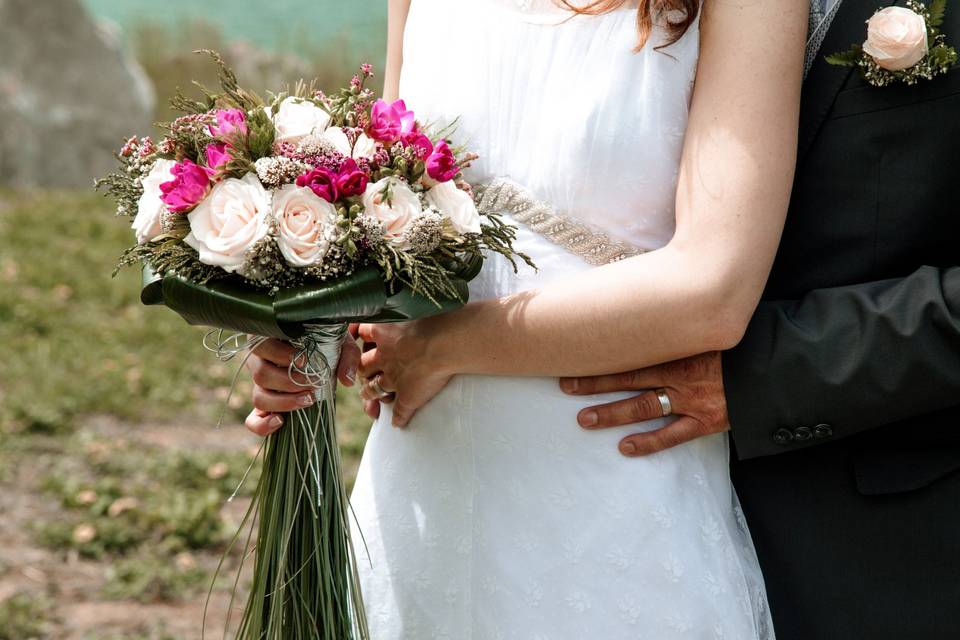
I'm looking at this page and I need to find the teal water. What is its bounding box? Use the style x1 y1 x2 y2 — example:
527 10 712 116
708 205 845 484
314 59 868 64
80 0 387 55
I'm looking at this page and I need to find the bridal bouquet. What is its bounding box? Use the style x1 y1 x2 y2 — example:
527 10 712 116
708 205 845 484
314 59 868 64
97 52 529 640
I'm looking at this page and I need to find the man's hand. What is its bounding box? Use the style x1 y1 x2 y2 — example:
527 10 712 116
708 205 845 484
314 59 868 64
560 352 730 457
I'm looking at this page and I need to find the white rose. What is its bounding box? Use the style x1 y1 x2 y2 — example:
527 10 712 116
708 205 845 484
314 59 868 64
863 6 929 71
361 177 422 245
351 132 377 160
132 159 176 244
425 181 482 235
272 184 338 267
184 174 271 273
268 97 331 144
322 126 377 160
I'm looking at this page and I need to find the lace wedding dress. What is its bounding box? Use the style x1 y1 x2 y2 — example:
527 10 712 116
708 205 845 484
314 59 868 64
349 1 774 638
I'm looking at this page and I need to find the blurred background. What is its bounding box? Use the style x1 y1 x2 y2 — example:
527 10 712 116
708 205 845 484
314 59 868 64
0 1 383 637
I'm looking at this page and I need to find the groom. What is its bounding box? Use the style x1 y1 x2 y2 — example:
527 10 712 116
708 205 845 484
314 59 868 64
562 0 960 638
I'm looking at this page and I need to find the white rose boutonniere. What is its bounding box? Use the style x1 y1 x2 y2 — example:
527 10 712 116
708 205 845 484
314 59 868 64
827 0 957 86
863 7 930 70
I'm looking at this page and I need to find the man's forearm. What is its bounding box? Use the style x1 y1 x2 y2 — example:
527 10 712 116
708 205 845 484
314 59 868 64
724 265 960 459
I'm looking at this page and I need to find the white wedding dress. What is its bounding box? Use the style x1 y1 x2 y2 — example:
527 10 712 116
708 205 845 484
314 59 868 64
349 1 774 638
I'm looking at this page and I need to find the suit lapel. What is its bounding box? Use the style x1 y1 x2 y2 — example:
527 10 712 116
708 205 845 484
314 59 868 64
797 0 890 162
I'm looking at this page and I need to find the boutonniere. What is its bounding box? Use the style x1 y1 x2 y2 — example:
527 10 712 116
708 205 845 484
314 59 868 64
826 0 958 86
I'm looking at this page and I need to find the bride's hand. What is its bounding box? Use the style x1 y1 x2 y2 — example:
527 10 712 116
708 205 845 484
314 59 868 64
356 320 454 428
243 336 362 436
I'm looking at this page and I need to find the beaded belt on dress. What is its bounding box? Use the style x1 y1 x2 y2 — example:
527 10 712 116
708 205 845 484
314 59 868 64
474 178 647 266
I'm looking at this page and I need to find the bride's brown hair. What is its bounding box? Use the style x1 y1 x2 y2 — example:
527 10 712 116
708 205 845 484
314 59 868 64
558 0 699 50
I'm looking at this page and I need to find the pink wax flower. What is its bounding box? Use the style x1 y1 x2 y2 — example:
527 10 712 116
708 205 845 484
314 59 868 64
402 131 434 160
204 143 231 176
336 158 369 198
119 136 138 157
426 140 459 183
208 108 248 141
138 136 156 157
157 137 177 156
367 99 415 143
296 167 339 202
159 159 211 213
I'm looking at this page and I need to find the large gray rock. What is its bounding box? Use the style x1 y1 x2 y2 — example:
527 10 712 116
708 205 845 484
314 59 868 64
0 0 155 188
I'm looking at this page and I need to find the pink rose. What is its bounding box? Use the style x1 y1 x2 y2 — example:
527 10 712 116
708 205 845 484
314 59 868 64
402 131 434 160
368 99 415 143
426 140 459 183
863 7 929 71
208 108 248 141
204 143 231 177
295 167 339 202
160 159 211 213
336 158 370 197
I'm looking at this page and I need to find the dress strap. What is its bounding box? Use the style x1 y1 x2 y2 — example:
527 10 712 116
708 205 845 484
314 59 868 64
474 178 647 266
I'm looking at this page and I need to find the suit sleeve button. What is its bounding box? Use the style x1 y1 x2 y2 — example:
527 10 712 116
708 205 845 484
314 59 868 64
813 424 834 439
793 426 813 441
773 429 794 445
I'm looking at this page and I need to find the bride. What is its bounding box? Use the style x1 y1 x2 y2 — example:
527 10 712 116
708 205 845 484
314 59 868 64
245 0 807 637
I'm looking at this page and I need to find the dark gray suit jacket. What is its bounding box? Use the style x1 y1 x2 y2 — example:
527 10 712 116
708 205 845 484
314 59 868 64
725 0 960 637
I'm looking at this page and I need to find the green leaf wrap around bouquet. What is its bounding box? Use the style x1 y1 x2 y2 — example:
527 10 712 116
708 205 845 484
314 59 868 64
141 254 480 339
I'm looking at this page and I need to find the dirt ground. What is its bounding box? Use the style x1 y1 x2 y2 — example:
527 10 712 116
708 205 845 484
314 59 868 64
0 416 262 640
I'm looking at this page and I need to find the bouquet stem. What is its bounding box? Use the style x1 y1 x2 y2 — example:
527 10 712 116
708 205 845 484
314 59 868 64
230 323 369 640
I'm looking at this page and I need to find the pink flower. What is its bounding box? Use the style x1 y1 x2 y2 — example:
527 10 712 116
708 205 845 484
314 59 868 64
336 158 370 197
120 136 139 157
208 108 248 141
402 131 434 160
160 159 211 213
158 137 177 156
368 99 415 143
863 6 929 71
295 167 339 202
204 143 231 177
138 137 155 157
426 140 459 183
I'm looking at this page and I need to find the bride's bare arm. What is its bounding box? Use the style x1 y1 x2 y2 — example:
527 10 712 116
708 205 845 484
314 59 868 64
359 0 810 426
384 0 411 102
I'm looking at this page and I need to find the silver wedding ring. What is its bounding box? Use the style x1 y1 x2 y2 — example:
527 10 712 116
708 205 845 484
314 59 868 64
655 388 673 417
370 375 394 402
